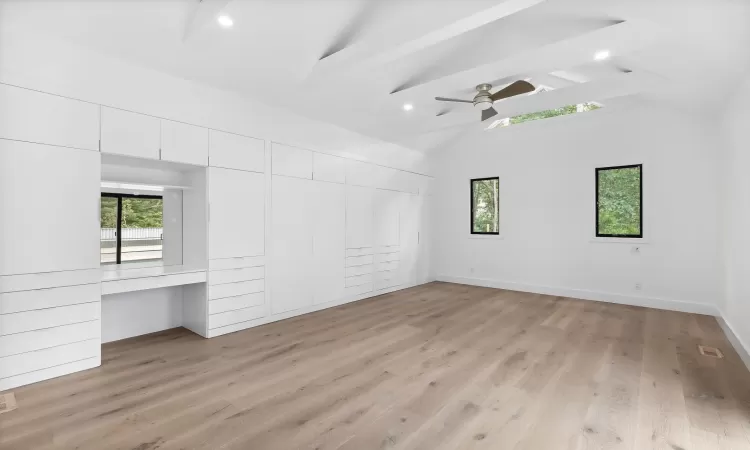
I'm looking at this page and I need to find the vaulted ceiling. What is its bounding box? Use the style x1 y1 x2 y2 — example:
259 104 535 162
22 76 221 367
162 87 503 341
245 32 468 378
3 0 748 152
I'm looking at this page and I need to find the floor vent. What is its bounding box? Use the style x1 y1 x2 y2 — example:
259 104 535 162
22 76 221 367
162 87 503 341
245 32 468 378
698 345 724 359
0 392 17 415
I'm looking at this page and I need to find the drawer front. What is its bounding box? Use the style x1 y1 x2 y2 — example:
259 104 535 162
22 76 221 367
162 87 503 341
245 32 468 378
374 270 398 282
0 269 100 293
0 338 100 379
345 265 372 278
209 256 265 271
0 303 100 336
0 283 100 314
0 320 100 358
209 305 265 329
345 273 373 288
375 260 399 272
345 255 373 267
375 279 401 291
375 245 400 254
209 267 264 285
209 279 264 300
375 252 400 264
345 248 373 257
209 292 265 315
344 283 372 298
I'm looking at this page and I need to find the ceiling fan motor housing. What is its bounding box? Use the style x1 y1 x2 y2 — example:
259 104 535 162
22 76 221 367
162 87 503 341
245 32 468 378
473 83 494 110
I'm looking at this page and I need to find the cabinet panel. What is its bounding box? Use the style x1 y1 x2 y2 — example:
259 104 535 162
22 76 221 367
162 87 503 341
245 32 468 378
374 190 400 247
312 181 345 305
208 168 265 260
0 141 100 276
345 159 375 187
209 130 264 172
0 84 99 151
346 186 373 249
272 143 312 179
270 176 313 314
100 107 160 159
401 193 421 287
313 153 345 184
160 120 208 166
209 266 264 285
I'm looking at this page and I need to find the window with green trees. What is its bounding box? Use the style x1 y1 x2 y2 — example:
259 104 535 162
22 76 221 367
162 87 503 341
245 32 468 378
100 194 164 264
596 164 642 238
489 102 601 129
471 177 499 234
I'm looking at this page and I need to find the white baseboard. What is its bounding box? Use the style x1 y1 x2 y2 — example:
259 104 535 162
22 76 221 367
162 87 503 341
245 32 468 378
717 315 750 372
436 275 720 316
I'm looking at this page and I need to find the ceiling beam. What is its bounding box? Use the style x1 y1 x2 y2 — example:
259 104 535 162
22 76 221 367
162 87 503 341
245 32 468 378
308 0 548 80
183 0 232 42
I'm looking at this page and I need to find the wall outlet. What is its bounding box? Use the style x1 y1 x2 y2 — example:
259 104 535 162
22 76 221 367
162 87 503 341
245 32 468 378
634 283 642 291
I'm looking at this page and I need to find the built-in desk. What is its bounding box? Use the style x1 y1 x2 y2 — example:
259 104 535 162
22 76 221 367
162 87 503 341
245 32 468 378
101 265 207 295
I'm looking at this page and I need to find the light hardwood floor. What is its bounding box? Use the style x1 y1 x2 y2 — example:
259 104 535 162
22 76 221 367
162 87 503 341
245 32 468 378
2 282 750 449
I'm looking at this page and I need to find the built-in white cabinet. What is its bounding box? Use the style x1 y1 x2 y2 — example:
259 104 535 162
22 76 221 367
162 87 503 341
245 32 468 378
346 185 374 249
100 107 160 159
313 153 346 184
0 83 100 151
272 143 313 179
0 140 100 276
208 130 264 172
312 181 346 304
271 176 314 314
374 190 401 247
160 120 208 166
208 167 265 260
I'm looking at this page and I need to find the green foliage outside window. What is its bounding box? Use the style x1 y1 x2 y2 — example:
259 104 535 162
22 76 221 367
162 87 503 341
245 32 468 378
471 178 499 234
510 102 600 125
597 166 641 237
100 197 163 228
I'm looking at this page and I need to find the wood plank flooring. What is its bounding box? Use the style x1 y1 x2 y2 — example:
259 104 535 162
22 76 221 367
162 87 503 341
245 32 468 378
2 282 750 449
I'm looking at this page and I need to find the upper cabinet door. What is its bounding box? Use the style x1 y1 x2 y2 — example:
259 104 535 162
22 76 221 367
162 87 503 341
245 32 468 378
272 143 312 179
0 84 99 151
313 153 345 184
209 130 264 172
100 107 160 159
160 120 208 166
0 140 100 276
208 168 265 260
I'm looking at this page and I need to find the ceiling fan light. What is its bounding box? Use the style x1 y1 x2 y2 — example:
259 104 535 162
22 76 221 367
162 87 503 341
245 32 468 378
475 100 493 111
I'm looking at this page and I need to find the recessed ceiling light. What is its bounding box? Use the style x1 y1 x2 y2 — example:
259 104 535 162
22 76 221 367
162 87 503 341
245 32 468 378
403 103 414 111
594 50 610 61
217 15 234 28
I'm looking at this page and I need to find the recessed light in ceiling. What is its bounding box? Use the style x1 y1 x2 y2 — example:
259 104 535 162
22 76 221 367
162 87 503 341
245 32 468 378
594 50 610 61
217 15 234 28
403 103 414 111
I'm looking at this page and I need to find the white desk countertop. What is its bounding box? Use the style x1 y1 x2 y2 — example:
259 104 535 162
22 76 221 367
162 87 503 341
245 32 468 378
101 264 207 295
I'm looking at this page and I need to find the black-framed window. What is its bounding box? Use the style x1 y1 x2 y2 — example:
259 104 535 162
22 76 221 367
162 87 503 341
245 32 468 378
100 193 164 264
596 164 642 238
470 177 499 235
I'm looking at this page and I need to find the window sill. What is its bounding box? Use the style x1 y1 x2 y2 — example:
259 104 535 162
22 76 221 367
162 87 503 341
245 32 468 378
589 237 649 244
469 234 505 240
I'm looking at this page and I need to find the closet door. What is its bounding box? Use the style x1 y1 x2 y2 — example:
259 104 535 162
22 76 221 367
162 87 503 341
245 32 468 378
100 107 160 160
311 181 345 305
208 168 264 260
400 194 421 287
345 185 373 250
270 176 313 314
416 194 432 285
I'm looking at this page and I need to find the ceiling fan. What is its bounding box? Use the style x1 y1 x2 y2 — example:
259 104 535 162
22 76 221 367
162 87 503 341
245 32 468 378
435 80 535 121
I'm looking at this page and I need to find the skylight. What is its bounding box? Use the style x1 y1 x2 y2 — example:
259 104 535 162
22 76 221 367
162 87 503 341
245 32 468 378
486 102 602 130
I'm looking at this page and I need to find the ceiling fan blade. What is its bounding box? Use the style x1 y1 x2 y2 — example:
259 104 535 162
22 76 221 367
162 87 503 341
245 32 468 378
489 80 535 102
481 107 498 122
435 97 474 104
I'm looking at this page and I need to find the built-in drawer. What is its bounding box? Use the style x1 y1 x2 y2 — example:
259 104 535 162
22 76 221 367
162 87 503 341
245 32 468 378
344 283 372 298
0 302 100 336
345 255 373 267
209 292 265 315
375 279 401 291
374 252 400 264
345 265 372 277
209 304 265 329
208 279 264 300
209 256 265 271
374 270 398 282
0 320 100 358
375 245 400 254
209 266 264 285
0 269 100 293
345 273 373 288
375 260 399 272
0 283 100 314
346 248 373 257
0 338 100 379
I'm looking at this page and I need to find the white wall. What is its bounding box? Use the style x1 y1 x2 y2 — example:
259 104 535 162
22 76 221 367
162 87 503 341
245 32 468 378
720 75 750 361
0 28 430 176
101 288 183 343
432 99 722 314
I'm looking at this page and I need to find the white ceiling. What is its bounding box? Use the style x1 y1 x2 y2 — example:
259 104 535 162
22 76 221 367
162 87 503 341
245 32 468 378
3 0 749 152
